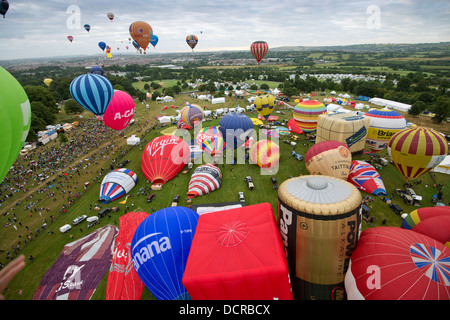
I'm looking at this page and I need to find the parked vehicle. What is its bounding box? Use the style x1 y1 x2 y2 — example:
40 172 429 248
72 215 87 225
239 192 245 202
271 177 278 189
244 176 254 190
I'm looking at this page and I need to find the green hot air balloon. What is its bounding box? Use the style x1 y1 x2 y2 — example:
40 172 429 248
0 67 31 182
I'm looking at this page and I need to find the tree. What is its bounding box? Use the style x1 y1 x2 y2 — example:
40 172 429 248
30 101 56 124
64 99 84 114
59 133 68 144
408 101 426 117
24 85 58 113
431 96 450 123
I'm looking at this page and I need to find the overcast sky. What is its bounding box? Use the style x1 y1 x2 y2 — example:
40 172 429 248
0 0 449 61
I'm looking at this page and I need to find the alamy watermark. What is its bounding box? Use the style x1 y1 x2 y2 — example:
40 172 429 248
366 5 381 30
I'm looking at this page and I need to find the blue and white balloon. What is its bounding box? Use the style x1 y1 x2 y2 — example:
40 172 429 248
99 168 138 204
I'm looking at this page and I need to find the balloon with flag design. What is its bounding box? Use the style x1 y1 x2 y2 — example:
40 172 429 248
347 160 386 196
187 163 222 198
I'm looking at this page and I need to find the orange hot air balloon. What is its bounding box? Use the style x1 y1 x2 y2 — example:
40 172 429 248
129 21 153 54
250 139 280 169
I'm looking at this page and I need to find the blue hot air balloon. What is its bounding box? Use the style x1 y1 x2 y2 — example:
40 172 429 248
218 112 254 148
150 34 159 48
131 206 199 300
69 73 113 117
98 41 107 51
84 24 91 32
99 168 138 204
89 65 104 75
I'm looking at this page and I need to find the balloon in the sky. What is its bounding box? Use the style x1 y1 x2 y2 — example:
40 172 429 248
99 168 138 204
150 34 159 48
180 104 203 127
345 227 450 300
129 21 153 53
0 67 31 183
218 112 254 148
105 46 112 59
98 41 107 51
187 163 222 198
131 206 199 300
250 41 269 65
305 140 352 180
69 73 113 117
253 94 275 120
293 100 327 133
89 65 104 75
364 108 406 152
43 78 53 87
141 135 190 187
388 126 448 181
67 35 73 42
0 0 9 18
401 206 450 230
107 12 114 21
101 90 135 131
250 140 280 169
186 35 198 51
347 160 387 196
84 24 90 32
132 40 140 51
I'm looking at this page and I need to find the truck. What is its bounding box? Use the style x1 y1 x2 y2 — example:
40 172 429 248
245 176 254 190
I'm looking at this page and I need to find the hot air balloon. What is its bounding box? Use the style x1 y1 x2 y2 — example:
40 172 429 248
401 206 450 230
186 35 198 51
99 168 138 204
347 160 386 196
150 34 159 48
180 104 203 127
250 140 280 169
293 100 327 133
141 135 190 187
388 126 448 181
278 175 362 300
345 227 450 300
67 36 73 43
107 12 114 21
183 203 293 300
131 206 199 300
250 41 269 65
0 67 31 183
69 73 113 117
177 119 192 131
106 211 150 300
364 108 407 152
98 41 107 51
196 126 221 148
101 90 135 131
0 0 9 18
105 46 112 59
187 163 222 198
84 24 90 32
43 78 53 87
287 118 304 134
129 21 153 54
132 40 140 51
218 112 254 149
89 65 104 75
253 94 275 120
201 136 226 159
305 141 352 180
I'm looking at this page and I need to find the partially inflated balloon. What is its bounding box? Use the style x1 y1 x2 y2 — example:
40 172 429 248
253 94 275 119
129 21 153 53
250 140 280 169
102 90 135 130
250 41 269 65
187 163 222 198
347 160 387 196
99 168 138 204
186 35 198 51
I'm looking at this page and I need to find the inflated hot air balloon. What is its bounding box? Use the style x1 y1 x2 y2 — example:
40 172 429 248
250 140 280 169
412 215 450 248
150 34 159 48
99 168 138 204
201 136 226 158
84 24 91 32
401 206 450 230
131 206 199 300
287 118 304 134
293 100 327 133
364 108 406 152
187 163 222 198
101 90 135 131
278 175 362 300
132 40 140 51
345 227 450 300
250 41 269 65
67 36 73 43
107 12 114 21
177 119 192 131
253 94 275 120
180 104 203 127
89 65 104 75
0 0 9 18
69 73 113 117
98 41 107 51
106 211 149 300
305 141 352 180
347 160 386 196
196 126 221 147
43 78 53 87
186 35 198 51
141 135 190 187
129 21 153 53
0 67 31 183
388 126 448 181
218 112 254 148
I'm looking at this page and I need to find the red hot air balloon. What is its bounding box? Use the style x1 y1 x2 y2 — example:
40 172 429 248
250 41 269 65
141 135 190 187
102 90 135 130
67 36 73 42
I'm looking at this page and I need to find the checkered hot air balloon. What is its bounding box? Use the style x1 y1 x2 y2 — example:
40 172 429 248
388 126 448 181
99 168 138 204
250 41 269 65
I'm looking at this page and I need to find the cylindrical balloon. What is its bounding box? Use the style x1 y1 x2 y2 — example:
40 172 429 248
253 94 275 119
218 112 254 148
129 21 153 53
141 135 190 186
186 35 198 51
388 126 448 181
102 90 135 130
293 100 327 133
345 227 450 300
305 140 352 180
250 140 280 169
131 206 199 300
180 104 203 127
250 41 269 64
364 108 406 152
278 175 362 300
0 67 31 183
69 73 113 117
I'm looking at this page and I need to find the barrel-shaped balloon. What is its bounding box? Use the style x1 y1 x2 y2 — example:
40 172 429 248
278 176 362 300
250 140 280 169
186 35 198 51
102 90 135 130
253 94 275 119
250 41 269 64
141 135 190 186
293 100 327 133
98 41 107 51
69 73 113 117
0 67 31 183
305 141 352 180
129 21 153 53
218 113 254 148
131 206 199 300
388 127 448 181
347 160 387 196
180 104 203 127
99 168 138 204
401 206 450 230
90 66 104 75
364 108 406 152
345 227 450 300
187 163 222 198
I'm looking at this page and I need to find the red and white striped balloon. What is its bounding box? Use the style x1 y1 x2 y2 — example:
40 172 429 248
250 41 269 65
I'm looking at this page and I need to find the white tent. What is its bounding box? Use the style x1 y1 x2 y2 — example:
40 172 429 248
127 135 141 146
326 103 343 114
212 97 225 104
369 97 411 112
432 155 450 175
158 116 172 124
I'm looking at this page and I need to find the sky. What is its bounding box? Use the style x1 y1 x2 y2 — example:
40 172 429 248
0 0 449 61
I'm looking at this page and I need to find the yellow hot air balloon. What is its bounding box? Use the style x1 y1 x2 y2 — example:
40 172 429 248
43 78 53 87
250 139 280 169
388 126 448 181
253 94 275 119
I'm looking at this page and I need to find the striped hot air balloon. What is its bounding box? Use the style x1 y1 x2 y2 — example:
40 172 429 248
250 139 280 169
201 135 226 158
99 168 138 204
69 73 113 117
250 41 269 65
187 163 222 198
180 104 203 127
401 206 450 230
364 108 406 152
388 126 448 181
186 34 198 51
293 100 327 133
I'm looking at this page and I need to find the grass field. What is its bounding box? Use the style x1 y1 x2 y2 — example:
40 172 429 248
1 86 449 300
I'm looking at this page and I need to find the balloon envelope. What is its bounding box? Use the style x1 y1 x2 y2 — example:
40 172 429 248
347 160 386 196
107 12 114 21
401 206 450 230
0 0 9 18
250 140 280 169
180 104 203 127
102 90 135 130
187 163 222 198
98 41 107 51
99 168 138 204
84 24 90 32
364 108 406 152
129 21 153 52
131 206 199 300
90 66 104 75
186 35 198 50
253 94 275 119
150 34 159 47
43 78 53 87
67 36 73 42
287 118 304 134
218 113 254 149
412 215 450 248
293 100 327 133
250 41 269 64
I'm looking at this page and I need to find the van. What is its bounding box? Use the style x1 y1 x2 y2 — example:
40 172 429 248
72 215 87 225
98 207 111 218
87 216 99 228
59 224 72 233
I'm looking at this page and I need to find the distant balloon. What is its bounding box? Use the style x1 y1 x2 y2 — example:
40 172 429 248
43 78 53 87
250 41 269 65
129 21 153 53
132 40 140 51
102 90 135 131
1 0 9 18
98 41 107 51
150 34 159 48
250 140 280 169
186 35 198 51
89 65 104 76
347 160 387 196
99 168 138 204
131 206 199 300
218 113 254 148
180 104 203 127
67 36 73 43
253 94 275 120
107 12 114 21
364 108 406 152
105 46 112 59
84 24 91 32
187 163 222 198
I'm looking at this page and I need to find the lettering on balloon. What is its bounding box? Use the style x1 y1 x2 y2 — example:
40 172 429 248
113 108 135 120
